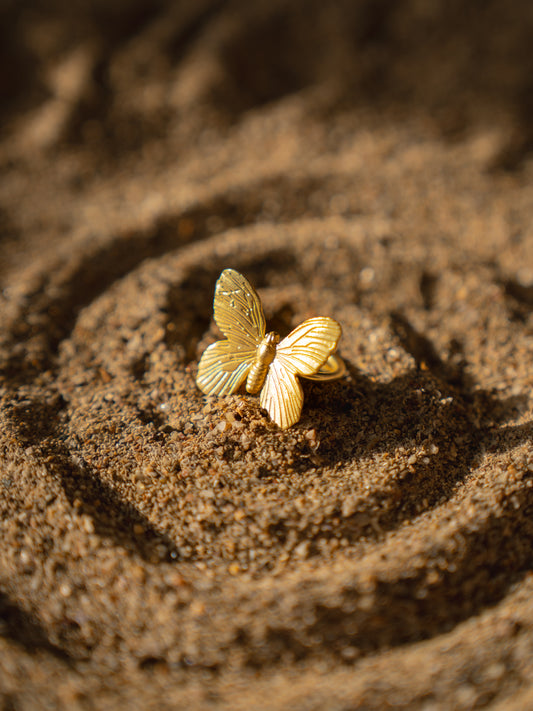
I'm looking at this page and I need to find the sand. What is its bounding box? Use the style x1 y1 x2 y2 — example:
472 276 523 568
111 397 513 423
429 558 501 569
0 1 532 708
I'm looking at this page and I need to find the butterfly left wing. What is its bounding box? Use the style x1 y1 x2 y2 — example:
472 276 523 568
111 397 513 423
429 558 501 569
196 339 256 396
197 268 265 396
260 317 341 428
213 268 266 348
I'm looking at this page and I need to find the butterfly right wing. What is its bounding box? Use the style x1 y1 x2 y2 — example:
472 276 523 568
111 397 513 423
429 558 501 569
259 357 304 429
213 268 266 347
259 317 341 428
274 317 342 376
196 339 256 396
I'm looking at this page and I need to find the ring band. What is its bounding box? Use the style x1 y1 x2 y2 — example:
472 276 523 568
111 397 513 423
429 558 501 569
303 353 346 381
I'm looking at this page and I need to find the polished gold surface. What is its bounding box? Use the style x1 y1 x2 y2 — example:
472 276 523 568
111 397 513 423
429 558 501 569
246 331 279 394
196 269 342 428
302 353 346 381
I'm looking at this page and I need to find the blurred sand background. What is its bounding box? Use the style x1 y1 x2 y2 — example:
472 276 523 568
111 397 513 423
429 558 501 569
0 1 532 708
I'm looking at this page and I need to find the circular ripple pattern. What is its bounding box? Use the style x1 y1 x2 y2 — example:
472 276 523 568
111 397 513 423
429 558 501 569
1 2 533 709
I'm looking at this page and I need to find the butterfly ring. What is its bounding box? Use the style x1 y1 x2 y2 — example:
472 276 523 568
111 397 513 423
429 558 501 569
196 269 344 428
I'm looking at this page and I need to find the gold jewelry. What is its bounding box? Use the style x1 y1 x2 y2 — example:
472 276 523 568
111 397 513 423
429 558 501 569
196 269 343 429
303 353 346 381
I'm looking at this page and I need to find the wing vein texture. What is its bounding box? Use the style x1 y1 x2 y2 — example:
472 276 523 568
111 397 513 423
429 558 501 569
260 359 303 429
197 340 255 396
276 317 341 377
213 269 265 346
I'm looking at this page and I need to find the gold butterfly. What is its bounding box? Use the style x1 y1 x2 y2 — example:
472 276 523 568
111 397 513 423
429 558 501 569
196 268 343 428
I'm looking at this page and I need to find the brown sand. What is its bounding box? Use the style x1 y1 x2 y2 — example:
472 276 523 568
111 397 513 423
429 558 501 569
1 1 532 708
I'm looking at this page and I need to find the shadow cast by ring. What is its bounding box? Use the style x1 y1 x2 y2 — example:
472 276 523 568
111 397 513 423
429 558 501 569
303 312 531 539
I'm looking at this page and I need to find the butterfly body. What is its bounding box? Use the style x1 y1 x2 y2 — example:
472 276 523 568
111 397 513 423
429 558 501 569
196 269 342 428
246 332 280 394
